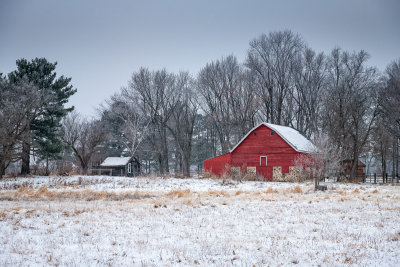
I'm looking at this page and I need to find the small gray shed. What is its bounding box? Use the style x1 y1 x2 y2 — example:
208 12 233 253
99 156 140 176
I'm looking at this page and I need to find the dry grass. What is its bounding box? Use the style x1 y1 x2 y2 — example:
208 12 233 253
291 186 302 193
372 189 379 194
235 190 245 196
202 172 213 179
265 187 278 194
0 211 7 219
1 188 153 201
1 177 400 266
166 189 192 198
207 190 230 197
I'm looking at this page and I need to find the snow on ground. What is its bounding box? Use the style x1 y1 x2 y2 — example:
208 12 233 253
0 176 400 266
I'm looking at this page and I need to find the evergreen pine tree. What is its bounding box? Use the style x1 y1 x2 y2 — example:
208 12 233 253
8 58 76 175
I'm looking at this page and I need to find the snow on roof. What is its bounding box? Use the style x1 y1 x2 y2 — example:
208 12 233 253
100 157 131 167
230 122 316 153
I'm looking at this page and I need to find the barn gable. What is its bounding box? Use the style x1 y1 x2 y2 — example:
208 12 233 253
231 122 315 153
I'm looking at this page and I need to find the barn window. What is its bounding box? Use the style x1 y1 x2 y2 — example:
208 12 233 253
127 163 132 173
254 131 257 136
271 131 274 135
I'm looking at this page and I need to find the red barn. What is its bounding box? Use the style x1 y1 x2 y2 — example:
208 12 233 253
204 122 315 181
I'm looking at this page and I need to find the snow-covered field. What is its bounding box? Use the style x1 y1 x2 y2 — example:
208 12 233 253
0 176 399 266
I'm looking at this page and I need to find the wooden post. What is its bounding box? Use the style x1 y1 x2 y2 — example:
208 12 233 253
374 173 377 184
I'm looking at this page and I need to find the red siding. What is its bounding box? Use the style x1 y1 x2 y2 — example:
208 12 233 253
204 153 231 176
231 124 303 180
204 124 310 180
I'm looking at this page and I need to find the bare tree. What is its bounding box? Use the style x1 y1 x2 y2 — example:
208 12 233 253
246 30 303 125
371 119 393 177
105 93 150 159
323 48 379 180
292 47 327 137
0 79 49 178
166 72 199 177
379 59 400 178
198 55 257 154
63 112 106 174
294 134 342 190
127 68 178 174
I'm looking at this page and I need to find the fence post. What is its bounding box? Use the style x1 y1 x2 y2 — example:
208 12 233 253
374 173 377 184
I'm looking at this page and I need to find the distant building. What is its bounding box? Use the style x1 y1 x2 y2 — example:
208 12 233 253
342 159 365 180
204 122 315 181
97 156 141 176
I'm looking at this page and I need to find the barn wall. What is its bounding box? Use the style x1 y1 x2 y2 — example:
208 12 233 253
231 124 304 180
204 153 231 177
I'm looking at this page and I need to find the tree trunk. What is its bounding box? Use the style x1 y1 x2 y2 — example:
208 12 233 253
21 141 30 175
160 127 169 175
45 155 49 176
0 161 5 179
82 164 88 175
314 176 319 191
181 147 191 177
157 153 164 175
396 137 399 182
350 138 360 181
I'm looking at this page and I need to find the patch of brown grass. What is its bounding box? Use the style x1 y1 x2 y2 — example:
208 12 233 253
389 232 400 241
74 209 86 215
334 190 347 195
372 189 379 194
265 187 278 194
202 172 213 178
208 190 230 197
352 188 360 194
261 197 276 202
16 187 35 197
291 186 302 193
235 190 244 196
4 188 152 201
36 187 54 197
153 201 167 208
0 211 7 220
167 189 192 198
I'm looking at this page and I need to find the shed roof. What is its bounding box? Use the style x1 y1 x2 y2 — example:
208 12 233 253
100 157 131 167
230 122 316 153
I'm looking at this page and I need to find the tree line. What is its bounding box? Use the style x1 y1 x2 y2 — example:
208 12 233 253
1 30 399 180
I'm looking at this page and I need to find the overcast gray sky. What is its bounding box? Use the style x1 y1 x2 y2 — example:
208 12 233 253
1 0 399 117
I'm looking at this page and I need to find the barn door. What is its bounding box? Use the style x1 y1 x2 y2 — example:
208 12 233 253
257 155 272 181
259 156 267 166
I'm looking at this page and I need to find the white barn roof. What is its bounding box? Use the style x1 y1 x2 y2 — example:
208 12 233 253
100 157 131 167
230 122 316 153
